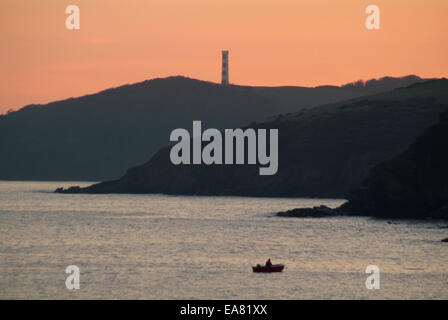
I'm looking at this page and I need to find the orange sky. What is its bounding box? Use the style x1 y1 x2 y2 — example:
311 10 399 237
0 0 447 113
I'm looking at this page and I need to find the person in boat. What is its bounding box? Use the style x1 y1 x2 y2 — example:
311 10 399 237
265 258 272 267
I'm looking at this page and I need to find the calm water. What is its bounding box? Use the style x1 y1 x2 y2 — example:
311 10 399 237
0 181 447 299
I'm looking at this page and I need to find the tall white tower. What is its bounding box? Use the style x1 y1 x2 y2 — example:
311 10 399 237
221 50 229 85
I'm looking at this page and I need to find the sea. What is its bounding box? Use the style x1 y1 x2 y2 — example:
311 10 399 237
0 181 447 299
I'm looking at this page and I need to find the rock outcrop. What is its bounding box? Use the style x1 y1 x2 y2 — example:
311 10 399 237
276 205 340 218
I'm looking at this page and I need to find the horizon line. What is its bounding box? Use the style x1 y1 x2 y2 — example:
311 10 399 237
2 73 443 114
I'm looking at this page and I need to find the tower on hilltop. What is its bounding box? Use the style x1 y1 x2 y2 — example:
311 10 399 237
221 50 229 85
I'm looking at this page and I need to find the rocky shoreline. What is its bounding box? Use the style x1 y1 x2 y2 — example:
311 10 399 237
275 107 448 221
275 205 342 218
274 204 448 220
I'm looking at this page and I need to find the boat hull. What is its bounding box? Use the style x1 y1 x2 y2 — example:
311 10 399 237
252 264 284 273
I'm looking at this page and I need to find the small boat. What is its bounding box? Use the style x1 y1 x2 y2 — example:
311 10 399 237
252 264 285 273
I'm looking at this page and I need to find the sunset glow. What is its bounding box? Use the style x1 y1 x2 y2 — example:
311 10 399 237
1 0 447 113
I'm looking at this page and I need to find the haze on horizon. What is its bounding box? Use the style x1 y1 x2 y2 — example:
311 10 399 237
1 0 447 113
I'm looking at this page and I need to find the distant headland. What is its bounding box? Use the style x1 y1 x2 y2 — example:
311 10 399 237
54 79 448 219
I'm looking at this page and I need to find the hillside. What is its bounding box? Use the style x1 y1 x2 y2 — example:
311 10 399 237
339 108 448 219
0 75 425 181
57 79 448 197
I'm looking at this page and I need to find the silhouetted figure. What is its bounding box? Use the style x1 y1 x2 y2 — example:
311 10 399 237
265 258 272 267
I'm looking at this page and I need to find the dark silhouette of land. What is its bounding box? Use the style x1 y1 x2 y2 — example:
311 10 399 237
56 79 448 200
277 107 448 219
0 75 427 181
339 107 448 219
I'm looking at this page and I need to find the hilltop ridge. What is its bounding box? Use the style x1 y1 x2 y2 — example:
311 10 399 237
0 75 428 181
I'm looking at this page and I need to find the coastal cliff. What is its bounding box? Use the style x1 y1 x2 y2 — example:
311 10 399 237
56 79 448 199
339 108 448 219
276 108 448 219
